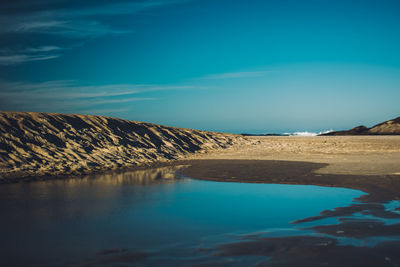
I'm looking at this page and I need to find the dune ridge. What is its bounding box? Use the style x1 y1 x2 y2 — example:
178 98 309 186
321 116 400 135
0 112 251 181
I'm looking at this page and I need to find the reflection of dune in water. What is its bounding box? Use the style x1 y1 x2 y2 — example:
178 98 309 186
0 166 188 223
68 165 189 186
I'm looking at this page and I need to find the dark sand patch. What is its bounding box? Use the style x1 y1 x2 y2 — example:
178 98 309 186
292 203 400 224
308 221 400 239
217 236 400 267
180 159 400 202
76 249 148 266
95 248 128 255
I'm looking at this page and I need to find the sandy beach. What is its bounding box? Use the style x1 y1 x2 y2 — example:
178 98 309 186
187 135 400 176
181 136 400 202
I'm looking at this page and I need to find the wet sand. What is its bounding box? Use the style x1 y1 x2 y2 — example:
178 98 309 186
216 235 400 267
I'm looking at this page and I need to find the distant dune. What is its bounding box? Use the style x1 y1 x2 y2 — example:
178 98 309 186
0 112 251 181
321 117 400 136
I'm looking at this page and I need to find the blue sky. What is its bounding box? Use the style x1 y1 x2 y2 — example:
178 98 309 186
1 0 400 133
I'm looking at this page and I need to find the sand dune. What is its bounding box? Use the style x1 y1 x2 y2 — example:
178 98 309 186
0 112 252 181
322 116 400 135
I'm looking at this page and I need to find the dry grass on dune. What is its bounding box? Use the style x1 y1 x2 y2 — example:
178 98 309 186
0 112 252 180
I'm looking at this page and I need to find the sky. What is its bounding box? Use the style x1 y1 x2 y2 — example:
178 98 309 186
1 0 400 133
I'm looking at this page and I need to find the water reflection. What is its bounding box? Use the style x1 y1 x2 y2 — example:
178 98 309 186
0 166 371 266
62 164 189 186
215 190 400 266
0 165 188 224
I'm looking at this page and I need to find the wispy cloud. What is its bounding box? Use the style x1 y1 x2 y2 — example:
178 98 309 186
90 97 156 105
13 20 66 32
0 80 191 114
201 70 273 80
11 20 129 38
75 108 131 115
1 0 188 37
0 46 63 65
0 80 193 98
0 54 60 65
51 0 189 18
25 46 62 52
0 0 191 63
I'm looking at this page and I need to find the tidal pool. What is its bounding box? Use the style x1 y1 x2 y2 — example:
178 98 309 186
0 165 366 266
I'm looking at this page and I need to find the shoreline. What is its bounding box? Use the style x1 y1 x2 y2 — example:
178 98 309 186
2 136 400 194
5 156 400 202
180 159 400 203
5 155 400 203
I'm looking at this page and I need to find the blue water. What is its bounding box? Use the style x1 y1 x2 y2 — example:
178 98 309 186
0 166 364 266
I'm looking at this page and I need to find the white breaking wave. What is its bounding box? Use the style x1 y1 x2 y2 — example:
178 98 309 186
283 129 334 136
319 129 334 135
292 131 319 136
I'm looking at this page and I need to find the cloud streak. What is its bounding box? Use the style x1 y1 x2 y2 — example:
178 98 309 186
0 80 192 114
0 0 191 64
25 46 62 52
0 54 60 65
0 80 193 98
0 46 63 65
11 19 129 38
1 0 189 37
75 108 131 115
201 70 273 80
